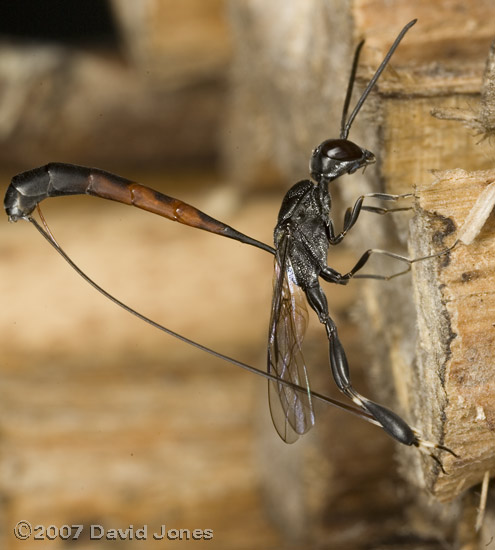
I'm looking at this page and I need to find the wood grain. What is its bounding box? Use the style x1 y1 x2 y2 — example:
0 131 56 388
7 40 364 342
226 0 495 546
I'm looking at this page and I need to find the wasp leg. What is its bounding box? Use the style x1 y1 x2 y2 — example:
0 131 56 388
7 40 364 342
320 243 457 284
328 192 413 245
304 283 417 445
361 205 412 214
304 283 457 464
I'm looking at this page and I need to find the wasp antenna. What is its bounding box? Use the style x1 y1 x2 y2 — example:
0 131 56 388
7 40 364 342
340 39 365 139
341 18 417 140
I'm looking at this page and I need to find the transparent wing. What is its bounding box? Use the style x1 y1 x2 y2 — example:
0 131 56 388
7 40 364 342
267 233 314 443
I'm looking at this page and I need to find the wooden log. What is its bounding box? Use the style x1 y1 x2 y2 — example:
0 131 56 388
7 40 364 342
111 0 231 84
352 20 495 505
411 169 495 501
226 0 495 545
0 0 230 169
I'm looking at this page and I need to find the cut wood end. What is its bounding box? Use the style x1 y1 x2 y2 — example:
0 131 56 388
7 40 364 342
412 168 495 502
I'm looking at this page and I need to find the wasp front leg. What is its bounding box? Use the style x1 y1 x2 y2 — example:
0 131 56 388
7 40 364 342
327 192 413 245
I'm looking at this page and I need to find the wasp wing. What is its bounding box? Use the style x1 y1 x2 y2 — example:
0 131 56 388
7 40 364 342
267 232 314 443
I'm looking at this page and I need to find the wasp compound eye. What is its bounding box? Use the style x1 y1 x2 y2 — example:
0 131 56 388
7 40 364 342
320 139 363 161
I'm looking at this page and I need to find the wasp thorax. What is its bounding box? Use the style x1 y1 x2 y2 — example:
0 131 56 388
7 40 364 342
309 138 375 183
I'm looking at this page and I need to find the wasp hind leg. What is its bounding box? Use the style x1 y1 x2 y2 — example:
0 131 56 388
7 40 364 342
304 284 457 469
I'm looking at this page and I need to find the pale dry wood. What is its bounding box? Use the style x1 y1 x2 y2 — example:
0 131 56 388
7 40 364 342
0 0 230 169
432 38 495 140
411 170 495 501
356 52 495 508
226 0 495 546
0 175 284 549
338 5 495 508
110 0 231 84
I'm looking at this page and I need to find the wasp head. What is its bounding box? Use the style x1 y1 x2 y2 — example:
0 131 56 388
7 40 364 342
309 138 375 184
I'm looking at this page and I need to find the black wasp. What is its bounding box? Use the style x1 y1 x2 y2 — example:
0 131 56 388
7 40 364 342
4 19 457 467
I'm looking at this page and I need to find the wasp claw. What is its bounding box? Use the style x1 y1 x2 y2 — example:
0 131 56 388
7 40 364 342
436 444 460 459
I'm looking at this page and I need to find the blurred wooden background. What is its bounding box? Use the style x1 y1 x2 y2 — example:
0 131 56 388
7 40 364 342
1 1 495 549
